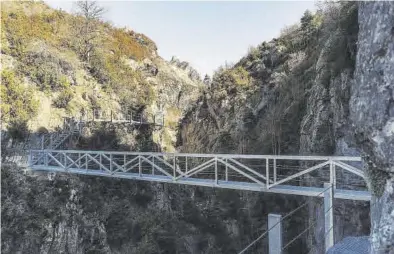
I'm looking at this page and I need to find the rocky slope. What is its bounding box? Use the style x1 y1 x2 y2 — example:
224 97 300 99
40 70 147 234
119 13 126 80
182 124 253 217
1 1 202 152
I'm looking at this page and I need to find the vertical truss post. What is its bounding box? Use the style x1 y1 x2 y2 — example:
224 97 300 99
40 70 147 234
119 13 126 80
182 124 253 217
41 135 44 150
268 214 282 254
28 150 32 166
273 158 277 183
139 156 142 176
86 153 88 171
330 160 336 189
152 156 155 175
266 158 270 189
215 157 218 185
124 154 126 172
324 182 334 252
63 152 67 170
173 154 176 180
99 154 102 171
225 158 228 181
78 153 81 168
85 153 89 171
185 157 188 174
110 154 113 173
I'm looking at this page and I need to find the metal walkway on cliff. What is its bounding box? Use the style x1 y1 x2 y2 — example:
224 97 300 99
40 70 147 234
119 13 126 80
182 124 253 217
81 109 165 127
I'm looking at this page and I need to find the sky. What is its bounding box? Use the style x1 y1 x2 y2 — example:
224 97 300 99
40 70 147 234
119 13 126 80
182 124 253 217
45 1 318 77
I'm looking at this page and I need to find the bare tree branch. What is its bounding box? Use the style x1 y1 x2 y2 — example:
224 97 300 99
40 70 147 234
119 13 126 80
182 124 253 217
74 1 106 63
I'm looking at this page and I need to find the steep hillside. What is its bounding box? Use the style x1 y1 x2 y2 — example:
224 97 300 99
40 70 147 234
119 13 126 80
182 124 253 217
1 0 202 151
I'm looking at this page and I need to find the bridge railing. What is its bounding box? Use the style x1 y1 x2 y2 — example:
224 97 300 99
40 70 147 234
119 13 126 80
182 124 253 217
29 150 367 195
77 110 164 126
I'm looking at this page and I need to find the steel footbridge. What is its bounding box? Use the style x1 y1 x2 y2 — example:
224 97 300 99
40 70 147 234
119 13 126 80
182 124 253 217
27 149 371 253
28 150 370 201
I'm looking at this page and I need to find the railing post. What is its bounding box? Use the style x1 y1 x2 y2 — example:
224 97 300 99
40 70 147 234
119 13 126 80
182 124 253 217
330 160 336 189
45 151 48 166
215 157 218 185
28 150 32 166
324 182 334 252
110 154 113 173
273 158 277 183
124 154 126 172
78 153 81 169
268 214 282 254
99 154 102 171
266 158 270 189
138 156 142 176
64 152 67 170
173 154 176 180
152 156 155 175
225 158 228 181
86 153 88 171
185 157 188 174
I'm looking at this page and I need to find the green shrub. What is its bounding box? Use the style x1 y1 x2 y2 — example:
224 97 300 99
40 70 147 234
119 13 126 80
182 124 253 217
53 88 74 108
18 51 74 92
1 5 69 57
7 120 29 141
0 69 38 124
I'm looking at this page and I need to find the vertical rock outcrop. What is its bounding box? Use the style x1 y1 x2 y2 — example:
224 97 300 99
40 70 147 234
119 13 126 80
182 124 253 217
350 2 394 253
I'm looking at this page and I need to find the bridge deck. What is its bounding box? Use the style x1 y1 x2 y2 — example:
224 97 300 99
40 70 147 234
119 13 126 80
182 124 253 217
31 165 371 201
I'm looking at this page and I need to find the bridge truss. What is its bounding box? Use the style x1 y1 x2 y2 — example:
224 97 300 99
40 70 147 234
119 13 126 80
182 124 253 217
29 150 370 201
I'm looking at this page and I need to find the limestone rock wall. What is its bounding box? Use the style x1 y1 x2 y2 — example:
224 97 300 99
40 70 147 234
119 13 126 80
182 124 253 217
350 2 394 253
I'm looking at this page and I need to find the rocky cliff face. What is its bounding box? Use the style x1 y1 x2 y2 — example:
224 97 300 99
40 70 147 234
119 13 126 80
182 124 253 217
2 161 304 253
178 2 371 253
350 1 394 253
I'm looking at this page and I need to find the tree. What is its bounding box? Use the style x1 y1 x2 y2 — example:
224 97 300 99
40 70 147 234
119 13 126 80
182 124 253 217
203 74 211 87
74 1 106 63
300 10 314 30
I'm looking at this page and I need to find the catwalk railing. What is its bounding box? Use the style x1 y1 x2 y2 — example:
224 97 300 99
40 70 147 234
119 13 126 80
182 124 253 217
80 110 164 126
28 150 371 201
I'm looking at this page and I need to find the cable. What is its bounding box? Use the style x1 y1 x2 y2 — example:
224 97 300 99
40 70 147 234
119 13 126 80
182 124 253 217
282 205 333 251
238 184 333 254
305 224 334 254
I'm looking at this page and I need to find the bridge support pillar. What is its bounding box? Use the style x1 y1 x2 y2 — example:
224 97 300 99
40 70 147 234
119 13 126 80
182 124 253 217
324 182 334 252
268 213 282 254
